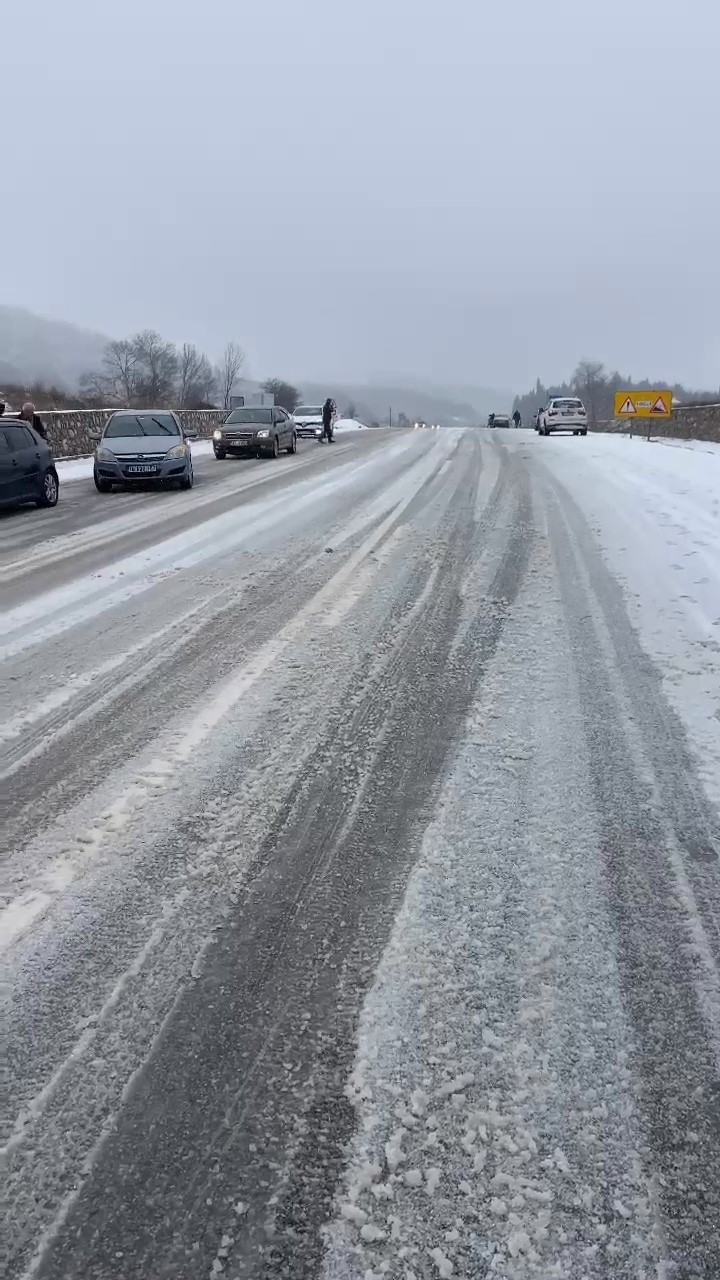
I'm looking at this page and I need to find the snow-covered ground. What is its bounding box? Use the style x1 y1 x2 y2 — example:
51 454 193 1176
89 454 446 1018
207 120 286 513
334 418 366 432
3 427 720 1278
322 429 720 1279
530 431 720 809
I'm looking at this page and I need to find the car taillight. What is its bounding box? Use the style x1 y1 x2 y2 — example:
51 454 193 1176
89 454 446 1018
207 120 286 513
578 409 586 416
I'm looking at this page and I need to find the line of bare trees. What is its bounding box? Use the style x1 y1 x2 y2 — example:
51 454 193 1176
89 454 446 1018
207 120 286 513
512 361 719 428
80 332 246 410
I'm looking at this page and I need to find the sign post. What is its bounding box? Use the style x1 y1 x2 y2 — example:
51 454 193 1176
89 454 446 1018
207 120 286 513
613 390 673 441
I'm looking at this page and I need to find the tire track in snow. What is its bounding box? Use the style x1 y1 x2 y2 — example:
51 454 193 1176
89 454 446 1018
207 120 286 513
11 438 534 1280
547 487 720 1276
323 494 661 1279
3 435 472 1280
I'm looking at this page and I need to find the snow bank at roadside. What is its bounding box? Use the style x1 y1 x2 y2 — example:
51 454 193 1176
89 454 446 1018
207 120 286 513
56 439 215 483
334 418 365 433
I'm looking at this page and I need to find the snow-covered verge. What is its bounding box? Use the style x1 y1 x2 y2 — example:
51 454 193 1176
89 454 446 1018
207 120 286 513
531 432 720 809
335 418 366 433
601 431 720 458
55 438 215 482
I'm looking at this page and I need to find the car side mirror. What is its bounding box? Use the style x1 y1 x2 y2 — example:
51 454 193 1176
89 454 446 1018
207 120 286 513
89 431 101 442
184 430 198 441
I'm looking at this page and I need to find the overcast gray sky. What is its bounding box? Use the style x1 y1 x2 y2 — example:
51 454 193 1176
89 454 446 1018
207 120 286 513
2 0 719 392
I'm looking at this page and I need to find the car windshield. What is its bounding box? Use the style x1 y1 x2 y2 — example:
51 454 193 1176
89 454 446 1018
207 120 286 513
225 408 273 425
552 399 583 409
295 406 323 417
105 413 179 437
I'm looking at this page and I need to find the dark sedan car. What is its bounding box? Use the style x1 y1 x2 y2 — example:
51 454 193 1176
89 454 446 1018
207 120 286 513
213 407 297 460
0 419 59 510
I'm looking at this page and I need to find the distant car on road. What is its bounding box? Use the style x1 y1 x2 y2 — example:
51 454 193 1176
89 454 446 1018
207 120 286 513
538 397 588 436
213 407 297 459
488 413 510 428
0 419 59 510
93 411 196 492
292 406 324 439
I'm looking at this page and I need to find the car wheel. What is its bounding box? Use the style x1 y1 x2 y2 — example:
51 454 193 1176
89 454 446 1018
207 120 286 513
37 469 59 507
94 470 112 493
214 447 226 459
581 430 587 436
179 465 194 490
270 435 279 459
286 433 297 455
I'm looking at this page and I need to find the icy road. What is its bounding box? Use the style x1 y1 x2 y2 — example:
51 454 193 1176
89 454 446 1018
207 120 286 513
2 428 720 1279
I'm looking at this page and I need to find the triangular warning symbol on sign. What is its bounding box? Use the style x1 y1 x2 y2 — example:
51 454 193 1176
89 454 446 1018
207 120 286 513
619 397 636 414
650 395 668 413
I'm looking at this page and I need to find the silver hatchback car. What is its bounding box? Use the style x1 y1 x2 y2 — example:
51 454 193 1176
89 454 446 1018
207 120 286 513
93 411 196 492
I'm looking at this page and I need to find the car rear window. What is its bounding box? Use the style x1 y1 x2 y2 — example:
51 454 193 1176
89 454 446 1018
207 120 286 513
225 408 273 425
105 413 179 437
552 399 583 409
3 424 36 450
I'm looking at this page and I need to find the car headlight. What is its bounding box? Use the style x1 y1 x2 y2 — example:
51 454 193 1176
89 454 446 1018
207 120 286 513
213 429 222 441
95 446 116 461
165 443 187 459
256 429 270 439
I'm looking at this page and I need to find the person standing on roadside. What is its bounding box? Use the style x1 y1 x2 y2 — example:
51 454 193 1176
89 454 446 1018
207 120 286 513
0 398 6 416
20 401 47 440
321 397 336 443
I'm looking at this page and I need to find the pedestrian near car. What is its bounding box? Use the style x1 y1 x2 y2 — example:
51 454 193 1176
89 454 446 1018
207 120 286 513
20 401 47 440
321 397 336 442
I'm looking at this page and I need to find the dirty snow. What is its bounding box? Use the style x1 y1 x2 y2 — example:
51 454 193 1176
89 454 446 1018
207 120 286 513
323 535 659 1279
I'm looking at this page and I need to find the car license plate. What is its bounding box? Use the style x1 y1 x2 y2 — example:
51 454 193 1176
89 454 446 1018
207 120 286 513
127 464 158 474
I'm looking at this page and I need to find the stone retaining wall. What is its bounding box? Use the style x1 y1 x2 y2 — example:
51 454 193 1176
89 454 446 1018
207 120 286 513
38 409 227 458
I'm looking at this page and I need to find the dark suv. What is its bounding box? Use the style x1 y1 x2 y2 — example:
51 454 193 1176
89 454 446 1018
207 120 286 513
0 420 59 510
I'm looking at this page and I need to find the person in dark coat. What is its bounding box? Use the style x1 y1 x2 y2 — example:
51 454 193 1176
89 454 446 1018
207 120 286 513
20 401 47 440
321 397 336 442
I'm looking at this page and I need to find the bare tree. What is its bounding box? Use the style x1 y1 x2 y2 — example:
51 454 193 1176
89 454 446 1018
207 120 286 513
179 343 209 407
572 359 606 428
132 330 178 404
216 342 245 410
195 354 217 406
80 339 139 404
262 378 300 412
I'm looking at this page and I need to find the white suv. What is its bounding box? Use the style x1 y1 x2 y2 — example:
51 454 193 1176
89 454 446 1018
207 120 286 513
538 397 588 436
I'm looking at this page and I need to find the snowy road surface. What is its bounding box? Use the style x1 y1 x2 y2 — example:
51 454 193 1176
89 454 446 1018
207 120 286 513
2 428 719 1279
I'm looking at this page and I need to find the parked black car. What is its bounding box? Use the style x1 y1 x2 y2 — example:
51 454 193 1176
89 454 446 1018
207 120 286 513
0 420 59 510
213 407 297 459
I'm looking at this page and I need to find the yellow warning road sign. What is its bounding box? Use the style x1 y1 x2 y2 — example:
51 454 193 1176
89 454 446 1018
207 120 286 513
614 390 672 419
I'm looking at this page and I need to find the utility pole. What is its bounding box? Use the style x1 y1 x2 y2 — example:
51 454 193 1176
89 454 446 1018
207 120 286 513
389 406 392 428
